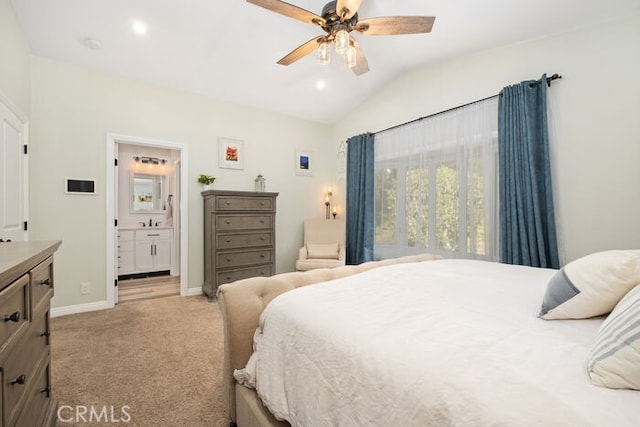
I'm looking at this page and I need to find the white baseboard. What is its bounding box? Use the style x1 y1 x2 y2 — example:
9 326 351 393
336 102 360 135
184 286 203 297
52 290 203 317
51 300 113 318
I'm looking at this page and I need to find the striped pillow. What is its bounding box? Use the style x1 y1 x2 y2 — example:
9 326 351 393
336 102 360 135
587 284 640 390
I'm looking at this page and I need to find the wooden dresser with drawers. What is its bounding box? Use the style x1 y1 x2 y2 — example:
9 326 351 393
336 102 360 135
202 190 278 300
0 240 61 427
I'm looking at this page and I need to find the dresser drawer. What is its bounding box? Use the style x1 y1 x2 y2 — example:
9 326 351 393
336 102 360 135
15 362 53 427
216 265 273 285
217 249 273 269
2 316 49 427
0 274 29 352
30 257 54 316
216 232 273 250
216 215 273 231
215 195 274 211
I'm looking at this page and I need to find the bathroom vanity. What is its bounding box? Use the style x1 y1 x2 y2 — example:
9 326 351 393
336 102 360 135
117 227 172 278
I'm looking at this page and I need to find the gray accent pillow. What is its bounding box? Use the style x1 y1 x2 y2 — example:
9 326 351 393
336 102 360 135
539 269 580 317
538 250 640 320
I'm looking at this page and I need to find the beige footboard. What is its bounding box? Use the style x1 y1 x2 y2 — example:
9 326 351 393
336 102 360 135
216 253 442 425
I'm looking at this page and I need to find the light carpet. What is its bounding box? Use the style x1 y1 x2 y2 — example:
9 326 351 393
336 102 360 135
51 295 229 426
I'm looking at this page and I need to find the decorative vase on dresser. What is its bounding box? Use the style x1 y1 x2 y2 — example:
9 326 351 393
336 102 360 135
202 190 278 300
0 240 61 427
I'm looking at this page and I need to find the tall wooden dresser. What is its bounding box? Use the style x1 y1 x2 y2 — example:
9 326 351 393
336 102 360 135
0 240 61 427
202 190 278 300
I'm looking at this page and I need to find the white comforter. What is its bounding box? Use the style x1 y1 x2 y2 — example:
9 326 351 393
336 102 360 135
238 259 640 426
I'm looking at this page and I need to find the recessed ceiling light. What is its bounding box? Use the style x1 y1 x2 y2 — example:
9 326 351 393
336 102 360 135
132 21 147 35
316 80 326 90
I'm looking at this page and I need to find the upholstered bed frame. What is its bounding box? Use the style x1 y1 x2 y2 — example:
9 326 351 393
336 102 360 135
217 254 442 426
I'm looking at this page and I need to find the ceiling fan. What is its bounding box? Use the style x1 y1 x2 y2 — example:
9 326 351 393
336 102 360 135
246 0 435 76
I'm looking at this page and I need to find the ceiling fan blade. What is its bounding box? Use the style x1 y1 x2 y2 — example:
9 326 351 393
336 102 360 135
277 36 324 66
247 0 325 26
355 16 435 35
336 0 363 20
350 39 369 76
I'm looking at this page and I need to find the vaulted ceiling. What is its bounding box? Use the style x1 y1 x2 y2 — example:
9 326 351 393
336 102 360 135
11 0 640 124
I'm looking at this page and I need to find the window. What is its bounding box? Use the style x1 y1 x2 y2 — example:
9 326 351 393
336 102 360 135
374 97 499 261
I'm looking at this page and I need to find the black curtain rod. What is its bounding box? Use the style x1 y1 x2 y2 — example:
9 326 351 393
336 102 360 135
374 73 562 135
530 73 562 87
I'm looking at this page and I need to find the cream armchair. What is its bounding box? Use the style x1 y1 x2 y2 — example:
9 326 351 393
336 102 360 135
295 219 346 271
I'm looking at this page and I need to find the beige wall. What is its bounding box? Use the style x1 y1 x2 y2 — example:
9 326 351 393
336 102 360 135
333 13 640 264
0 0 31 115
7 0 640 310
29 57 334 308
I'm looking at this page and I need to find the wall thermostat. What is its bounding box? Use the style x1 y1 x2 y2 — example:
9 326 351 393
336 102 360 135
66 178 96 194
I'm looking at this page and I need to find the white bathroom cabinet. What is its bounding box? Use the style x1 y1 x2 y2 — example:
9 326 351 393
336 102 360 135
117 228 172 277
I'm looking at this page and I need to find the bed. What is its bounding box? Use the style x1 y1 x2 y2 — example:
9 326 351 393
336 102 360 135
217 253 640 426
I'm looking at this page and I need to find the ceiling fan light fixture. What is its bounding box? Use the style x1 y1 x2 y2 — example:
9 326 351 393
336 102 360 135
334 30 349 55
317 42 331 65
245 0 435 76
344 45 357 68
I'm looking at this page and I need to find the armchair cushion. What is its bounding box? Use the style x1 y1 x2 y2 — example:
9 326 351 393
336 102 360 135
306 242 340 260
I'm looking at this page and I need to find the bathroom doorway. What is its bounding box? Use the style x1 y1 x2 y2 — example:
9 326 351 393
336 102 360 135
106 133 189 307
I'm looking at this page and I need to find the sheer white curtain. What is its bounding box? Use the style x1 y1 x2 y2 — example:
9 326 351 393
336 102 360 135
374 96 499 261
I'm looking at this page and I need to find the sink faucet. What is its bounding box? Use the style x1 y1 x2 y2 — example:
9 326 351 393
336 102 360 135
155 221 162 227
149 218 153 227
139 221 146 227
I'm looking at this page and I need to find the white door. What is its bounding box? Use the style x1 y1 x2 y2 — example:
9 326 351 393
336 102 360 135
113 144 119 304
0 98 28 242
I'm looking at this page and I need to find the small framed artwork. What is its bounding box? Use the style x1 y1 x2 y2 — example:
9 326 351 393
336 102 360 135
219 137 245 170
295 149 313 176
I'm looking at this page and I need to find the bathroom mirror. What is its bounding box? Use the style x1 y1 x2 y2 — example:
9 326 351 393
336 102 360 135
131 172 166 212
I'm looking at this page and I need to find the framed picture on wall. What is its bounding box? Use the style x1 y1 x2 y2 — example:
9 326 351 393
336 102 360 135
295 149 313 176
219 137 244 170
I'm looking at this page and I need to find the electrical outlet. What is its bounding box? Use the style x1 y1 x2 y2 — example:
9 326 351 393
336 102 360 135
80 282 91 295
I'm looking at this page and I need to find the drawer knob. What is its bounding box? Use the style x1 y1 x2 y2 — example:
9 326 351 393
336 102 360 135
260 201 265 205
225 277 232 281
225 220 231 224
40 278 51 286
226 258 231 262
226 239 231 243
226 200 231 205
10 374 25 385
4 311 20 322
260 254 265 258
260 237 265 240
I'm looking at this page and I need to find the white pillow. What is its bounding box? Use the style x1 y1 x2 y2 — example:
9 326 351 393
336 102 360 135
306 242 339 259
538 250 640 320
587 284 640 390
